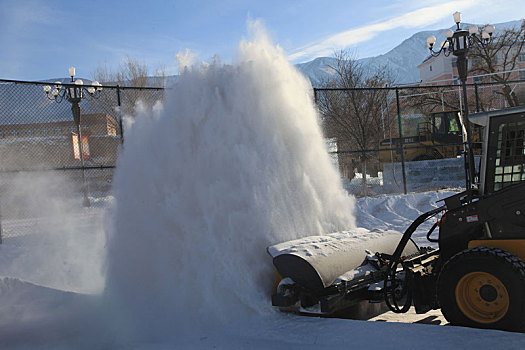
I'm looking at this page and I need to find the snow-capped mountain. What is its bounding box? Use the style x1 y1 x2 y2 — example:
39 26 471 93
295 19 523 86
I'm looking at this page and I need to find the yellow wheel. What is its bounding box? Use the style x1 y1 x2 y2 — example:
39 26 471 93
455 271 509 324
438 246 525 332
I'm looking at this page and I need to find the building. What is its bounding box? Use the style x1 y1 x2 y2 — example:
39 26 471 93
417 54 457 84
0 113 118 139
0 113 120 171
417 45 525 108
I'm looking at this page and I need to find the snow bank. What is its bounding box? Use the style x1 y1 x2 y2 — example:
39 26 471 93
104 22 355 339
355 190 456 247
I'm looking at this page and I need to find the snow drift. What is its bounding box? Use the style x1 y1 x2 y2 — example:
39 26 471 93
104 22 356 339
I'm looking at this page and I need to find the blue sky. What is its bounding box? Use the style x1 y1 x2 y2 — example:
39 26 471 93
0 0 523 81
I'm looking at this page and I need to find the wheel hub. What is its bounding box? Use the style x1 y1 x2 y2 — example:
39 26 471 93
479 284 498 302
455 271 509 324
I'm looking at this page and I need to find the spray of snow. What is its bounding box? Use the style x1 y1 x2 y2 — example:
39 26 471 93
0 172 106 294
175 48 198 73
104 22 355 339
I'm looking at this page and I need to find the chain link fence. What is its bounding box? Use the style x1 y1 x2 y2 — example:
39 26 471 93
0 78 164 242
1 77 524 242
316 79 525 196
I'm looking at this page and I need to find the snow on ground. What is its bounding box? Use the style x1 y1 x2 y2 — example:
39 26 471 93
0 276 524 349
0 171 106 295
355 190 458 247
1 192 525 349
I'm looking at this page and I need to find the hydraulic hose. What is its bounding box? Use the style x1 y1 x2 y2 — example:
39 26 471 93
384 205 445 313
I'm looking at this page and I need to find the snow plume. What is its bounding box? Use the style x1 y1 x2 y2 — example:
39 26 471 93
175 48 198 73
0 172 106 294
104 22 355 340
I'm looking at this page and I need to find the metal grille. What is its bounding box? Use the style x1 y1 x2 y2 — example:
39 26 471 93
1 77 524 244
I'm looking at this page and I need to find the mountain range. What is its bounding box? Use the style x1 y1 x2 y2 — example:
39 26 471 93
295 19 523 85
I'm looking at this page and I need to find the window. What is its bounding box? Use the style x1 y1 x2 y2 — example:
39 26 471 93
449 118 459 133
107 122 117 136
429 65 433 72
519 69 525 81
519 52 525 62
434 115 444 134
493 121 525 191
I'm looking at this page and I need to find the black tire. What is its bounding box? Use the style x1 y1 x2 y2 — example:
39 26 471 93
437 246 525 332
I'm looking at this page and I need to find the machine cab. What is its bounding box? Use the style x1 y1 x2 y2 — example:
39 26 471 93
469 106 525 196
430 110 462 142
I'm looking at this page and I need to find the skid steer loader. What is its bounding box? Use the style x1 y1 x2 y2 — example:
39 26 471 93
269 106 525 332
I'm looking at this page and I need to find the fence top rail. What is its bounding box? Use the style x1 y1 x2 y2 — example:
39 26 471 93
4 77 523 92
313 78 525 92
0 78 165 90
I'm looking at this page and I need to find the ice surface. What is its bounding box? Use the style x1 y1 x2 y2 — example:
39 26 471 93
103 21 355 340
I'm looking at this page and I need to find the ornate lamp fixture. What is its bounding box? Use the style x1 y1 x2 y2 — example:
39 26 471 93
425 12 495 192
43 67 104 207
43 67 103 119
426 12 494 83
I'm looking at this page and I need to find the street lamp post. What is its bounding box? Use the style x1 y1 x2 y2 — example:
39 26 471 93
426 12 495 191
43 67 103 207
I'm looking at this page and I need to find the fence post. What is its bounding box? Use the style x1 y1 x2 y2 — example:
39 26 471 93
474 83 480 112
117 84 124 145
71 102 91 208
396 87 408 195
0 203 3 244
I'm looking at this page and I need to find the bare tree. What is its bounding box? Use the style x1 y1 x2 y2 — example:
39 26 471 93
92 57 165 117
92 57 166 87
403 85 462 114
318 50 394 195
469 20 525 108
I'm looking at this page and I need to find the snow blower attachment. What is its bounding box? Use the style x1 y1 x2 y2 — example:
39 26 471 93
268 209 441 317
269 106 525 332
269 229 419 294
